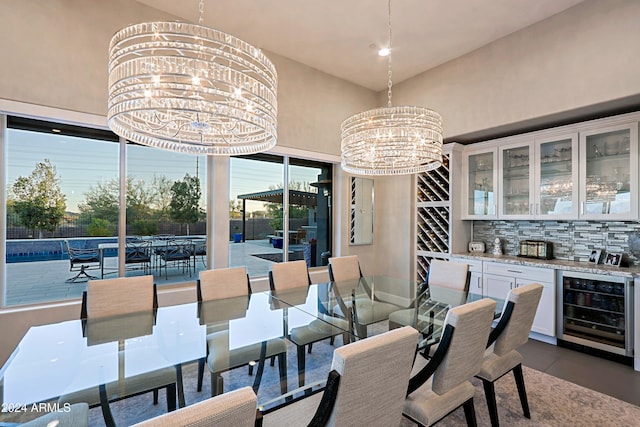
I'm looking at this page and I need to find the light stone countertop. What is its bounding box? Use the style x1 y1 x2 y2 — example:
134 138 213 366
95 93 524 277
451 252 640 279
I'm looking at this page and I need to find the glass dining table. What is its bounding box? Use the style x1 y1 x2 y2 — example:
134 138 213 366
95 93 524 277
0 275 502 425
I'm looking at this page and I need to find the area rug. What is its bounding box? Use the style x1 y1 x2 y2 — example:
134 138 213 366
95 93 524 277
77 341 640 427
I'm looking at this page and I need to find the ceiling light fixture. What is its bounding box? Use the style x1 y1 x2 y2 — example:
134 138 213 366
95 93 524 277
107 0 278 155
377 47 390 57
340 0 442 175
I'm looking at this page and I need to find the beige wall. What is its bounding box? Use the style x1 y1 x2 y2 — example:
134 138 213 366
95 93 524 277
391 0 640 140
0 0 376 156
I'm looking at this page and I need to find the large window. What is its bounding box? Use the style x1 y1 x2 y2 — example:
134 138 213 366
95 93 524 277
4 117 119 306
230 154 332 277
2 116 334 307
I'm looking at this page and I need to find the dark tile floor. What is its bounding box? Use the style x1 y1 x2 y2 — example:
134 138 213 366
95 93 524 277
520 339 640 406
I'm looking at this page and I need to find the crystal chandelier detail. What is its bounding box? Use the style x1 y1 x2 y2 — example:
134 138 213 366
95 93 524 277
107 0 277 155
341 0 442 175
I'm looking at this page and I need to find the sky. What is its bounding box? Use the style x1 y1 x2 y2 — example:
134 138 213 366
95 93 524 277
6 128 321 213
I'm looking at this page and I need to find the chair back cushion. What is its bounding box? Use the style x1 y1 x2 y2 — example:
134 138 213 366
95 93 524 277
270 260 310 291
328 255 361 282
428 259 469 290
432 298 496 395
327 326 418 426
494 283 544 356
86 275 154 318
132 386 257 427
199 267 249 301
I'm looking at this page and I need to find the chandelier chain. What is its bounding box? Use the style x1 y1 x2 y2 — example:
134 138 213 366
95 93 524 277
198 0 205 25
387 0 393 108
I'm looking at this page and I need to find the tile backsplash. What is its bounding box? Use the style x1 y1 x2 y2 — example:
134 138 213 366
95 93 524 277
472 220 640 266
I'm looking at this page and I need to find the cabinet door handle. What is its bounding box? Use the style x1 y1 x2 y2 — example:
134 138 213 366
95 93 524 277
581 201 585 215
507 269 523 274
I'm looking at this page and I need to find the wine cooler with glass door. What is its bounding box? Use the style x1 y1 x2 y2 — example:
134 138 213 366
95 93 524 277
558 271 633 364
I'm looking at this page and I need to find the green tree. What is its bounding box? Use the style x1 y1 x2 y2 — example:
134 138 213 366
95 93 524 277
265 181 314 230
229 200 243 219
169 174 202 235
79 177 157 225
150 174 174 221
10 159 67 239
79 179 119 224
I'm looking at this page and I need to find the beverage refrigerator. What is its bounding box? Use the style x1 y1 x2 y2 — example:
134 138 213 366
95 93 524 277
557 271 633 363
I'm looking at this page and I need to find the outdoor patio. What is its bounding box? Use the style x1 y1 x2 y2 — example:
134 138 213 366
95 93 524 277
4 239 306 307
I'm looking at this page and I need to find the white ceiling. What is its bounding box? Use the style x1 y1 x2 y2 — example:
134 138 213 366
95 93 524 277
138 0 585 91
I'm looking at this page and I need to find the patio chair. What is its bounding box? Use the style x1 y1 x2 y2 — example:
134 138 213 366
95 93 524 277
196 267 288 397
125 239 152 274
59 276 184 427
262 326 418 427
159 239 192 279
476 283 543 427
403 298 497 427
64 239 101 283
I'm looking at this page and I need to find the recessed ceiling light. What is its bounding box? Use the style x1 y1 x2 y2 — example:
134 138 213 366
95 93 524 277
51 128 61 133
378 47 390 57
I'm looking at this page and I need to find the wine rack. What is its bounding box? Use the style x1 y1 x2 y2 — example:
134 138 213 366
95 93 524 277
417 153 451 283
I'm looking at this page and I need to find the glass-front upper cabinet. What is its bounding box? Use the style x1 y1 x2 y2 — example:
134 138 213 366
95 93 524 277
462 148 497 219
579 122 638 220
499 142 533 219
534 133 579 219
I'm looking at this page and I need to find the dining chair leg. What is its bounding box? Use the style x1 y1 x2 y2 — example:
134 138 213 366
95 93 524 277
307 343 313 354
211 372 223 397
482 379 499 427
99 384 116 427
462 398 478 427
197 357 205 392
153 389 159 405
166 383 177 412
175 364 185 408
278 353 288 395
513 364 531 418
296 345 306 389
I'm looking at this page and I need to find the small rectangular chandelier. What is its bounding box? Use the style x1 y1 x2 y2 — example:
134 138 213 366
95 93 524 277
341 0 442 175
107 0 278 156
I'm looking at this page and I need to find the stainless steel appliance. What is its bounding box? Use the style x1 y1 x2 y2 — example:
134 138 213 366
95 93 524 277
557 271 633 363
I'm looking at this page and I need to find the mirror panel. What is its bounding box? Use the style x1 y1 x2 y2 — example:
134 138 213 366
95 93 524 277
350 177 373 245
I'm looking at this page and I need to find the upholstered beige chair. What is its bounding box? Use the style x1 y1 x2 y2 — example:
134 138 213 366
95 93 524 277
389 259 470 330
197 267 288 397
21 403 89 427
263 326 419 427
327 255 362 282
403 298 497 427
60 276 182 427
269 260 349 388
329 255 401 338
132 386 260 427
476 283 543 427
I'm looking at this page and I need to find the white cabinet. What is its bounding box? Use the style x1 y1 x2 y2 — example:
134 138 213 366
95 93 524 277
534 133 580 219
498 133 579 220
462 148 498 219
578 122 639 220
483 262 556 337
451 257 483 295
